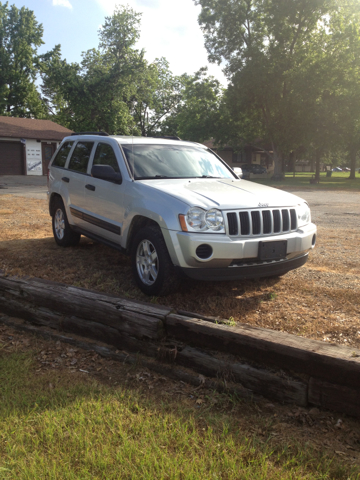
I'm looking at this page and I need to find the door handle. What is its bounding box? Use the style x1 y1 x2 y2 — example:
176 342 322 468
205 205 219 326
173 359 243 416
62 177 70 183
85 184 96 191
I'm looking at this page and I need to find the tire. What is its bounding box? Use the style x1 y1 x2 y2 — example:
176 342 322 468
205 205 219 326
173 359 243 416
131 225 180 296
52 198 81 247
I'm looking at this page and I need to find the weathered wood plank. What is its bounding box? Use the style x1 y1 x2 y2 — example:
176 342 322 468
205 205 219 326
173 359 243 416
166 314 360 389
0 275 165 340
176 310 228 324
308 377 360 418
0 294 159 355
12 274 172 318
60 316 159 356
0 292 163 340
0 315 256 401
1 299 160 354
177 346 308 406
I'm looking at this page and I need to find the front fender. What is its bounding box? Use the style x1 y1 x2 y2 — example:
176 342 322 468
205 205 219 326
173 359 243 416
122 182 189 231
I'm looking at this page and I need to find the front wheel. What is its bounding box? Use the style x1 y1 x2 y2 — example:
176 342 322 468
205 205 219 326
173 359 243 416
131 226 180 296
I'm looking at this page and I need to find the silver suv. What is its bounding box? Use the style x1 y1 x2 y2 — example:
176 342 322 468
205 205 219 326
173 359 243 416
48 133 317 295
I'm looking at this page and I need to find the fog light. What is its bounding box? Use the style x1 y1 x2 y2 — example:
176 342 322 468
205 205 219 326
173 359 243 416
196 244 213 259
312 234 316 247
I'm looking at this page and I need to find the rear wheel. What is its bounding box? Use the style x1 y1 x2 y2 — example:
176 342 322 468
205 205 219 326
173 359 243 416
131 225 180 296
52 198 81 247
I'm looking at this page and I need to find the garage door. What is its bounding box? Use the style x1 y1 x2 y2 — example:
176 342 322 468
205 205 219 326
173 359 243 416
0 142 23 175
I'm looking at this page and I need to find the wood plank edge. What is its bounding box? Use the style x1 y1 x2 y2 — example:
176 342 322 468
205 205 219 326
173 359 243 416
0 315 257 402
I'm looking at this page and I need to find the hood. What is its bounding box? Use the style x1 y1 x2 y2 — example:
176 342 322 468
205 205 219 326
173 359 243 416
139 178 305 210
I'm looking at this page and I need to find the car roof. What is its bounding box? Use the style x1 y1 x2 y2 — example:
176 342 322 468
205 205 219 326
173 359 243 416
63 134 206 149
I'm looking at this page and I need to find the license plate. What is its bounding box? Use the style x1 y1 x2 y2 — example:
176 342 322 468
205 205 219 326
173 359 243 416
258 240 287 261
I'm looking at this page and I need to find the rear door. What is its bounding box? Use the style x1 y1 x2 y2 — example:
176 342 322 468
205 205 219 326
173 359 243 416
83 141 124 243
65 141 95 229
49 140 75 204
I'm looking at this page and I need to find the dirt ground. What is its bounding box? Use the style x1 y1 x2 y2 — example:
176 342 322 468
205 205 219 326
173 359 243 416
0 191 359 349
1 191 360 472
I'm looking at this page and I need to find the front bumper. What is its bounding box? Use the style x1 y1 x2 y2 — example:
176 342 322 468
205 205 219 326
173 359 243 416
164 222 316 279
179 253 308 281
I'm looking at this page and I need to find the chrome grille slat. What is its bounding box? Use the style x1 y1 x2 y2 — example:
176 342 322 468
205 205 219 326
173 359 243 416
226 208 297 237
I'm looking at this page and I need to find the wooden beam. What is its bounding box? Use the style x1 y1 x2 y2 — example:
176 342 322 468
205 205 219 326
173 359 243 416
177 346 308 406
0 275 166 340
308 377 360 418
0 315 257 402
166 314 360 389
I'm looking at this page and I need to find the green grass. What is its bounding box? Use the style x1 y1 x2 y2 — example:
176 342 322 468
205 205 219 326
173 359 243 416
251 171 360 190
0 350 359 479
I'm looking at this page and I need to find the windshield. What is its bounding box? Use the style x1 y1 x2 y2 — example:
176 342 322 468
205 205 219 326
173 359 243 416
121 144 235 180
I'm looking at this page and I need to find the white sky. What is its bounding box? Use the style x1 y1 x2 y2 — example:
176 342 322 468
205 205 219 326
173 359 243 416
11 0 227 85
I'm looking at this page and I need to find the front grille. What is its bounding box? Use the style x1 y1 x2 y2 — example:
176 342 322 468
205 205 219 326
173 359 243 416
226 208 297 237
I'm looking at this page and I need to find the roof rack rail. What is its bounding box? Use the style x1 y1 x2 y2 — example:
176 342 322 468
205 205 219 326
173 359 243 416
71 131 109 136
151 135 181 141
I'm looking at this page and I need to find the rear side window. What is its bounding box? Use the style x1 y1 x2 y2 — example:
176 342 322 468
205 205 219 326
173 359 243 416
52 141 73 168
93 143 120 172
68 142 94 173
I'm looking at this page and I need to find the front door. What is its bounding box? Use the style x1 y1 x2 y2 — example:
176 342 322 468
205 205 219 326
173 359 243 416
84 142 124 244
42 143 56 175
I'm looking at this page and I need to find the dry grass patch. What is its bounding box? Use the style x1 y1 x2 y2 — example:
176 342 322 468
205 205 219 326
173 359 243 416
0 195 359 349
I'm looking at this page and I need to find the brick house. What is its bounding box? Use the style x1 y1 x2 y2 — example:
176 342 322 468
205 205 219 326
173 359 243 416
203 139 274 174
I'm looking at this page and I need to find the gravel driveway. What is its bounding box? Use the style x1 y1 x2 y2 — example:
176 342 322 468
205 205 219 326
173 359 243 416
0 175 47 200
290 189 360 229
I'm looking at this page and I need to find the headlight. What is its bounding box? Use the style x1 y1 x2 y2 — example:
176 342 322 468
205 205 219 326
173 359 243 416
186 207 206 231
205 209 224 231
180 207 225 233
297 203 311 227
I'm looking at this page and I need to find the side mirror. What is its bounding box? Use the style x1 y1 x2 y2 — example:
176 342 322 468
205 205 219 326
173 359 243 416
233 167 243 178
91 165 122 184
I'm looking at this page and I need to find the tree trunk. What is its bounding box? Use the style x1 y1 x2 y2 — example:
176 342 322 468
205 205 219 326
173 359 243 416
310 156 315 172
271 142 283 178
315 149 321 182
288 151 295 173
349 145 357 180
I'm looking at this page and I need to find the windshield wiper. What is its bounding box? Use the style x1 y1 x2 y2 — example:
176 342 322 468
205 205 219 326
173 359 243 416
197 175 220 178
134 175 169 180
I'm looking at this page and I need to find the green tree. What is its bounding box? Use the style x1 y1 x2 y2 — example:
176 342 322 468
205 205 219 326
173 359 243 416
0 2 46 117
194 0 339 175
130 57 183 136
160 68 222 142
327 4 360 179
40 6 145 133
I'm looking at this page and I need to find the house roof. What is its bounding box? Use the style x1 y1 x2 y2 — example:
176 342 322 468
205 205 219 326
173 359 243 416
0 116 72 141
202 138 233 150
203 138 273 154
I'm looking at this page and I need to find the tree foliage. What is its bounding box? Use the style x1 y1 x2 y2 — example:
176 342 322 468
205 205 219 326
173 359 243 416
0 2 46 117
129 57 183 136
195 0 360 176
160 68 222 142
40 7 185 136
40 6 145 133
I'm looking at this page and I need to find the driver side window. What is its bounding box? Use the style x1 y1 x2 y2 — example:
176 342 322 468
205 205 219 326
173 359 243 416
93 143 120 172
